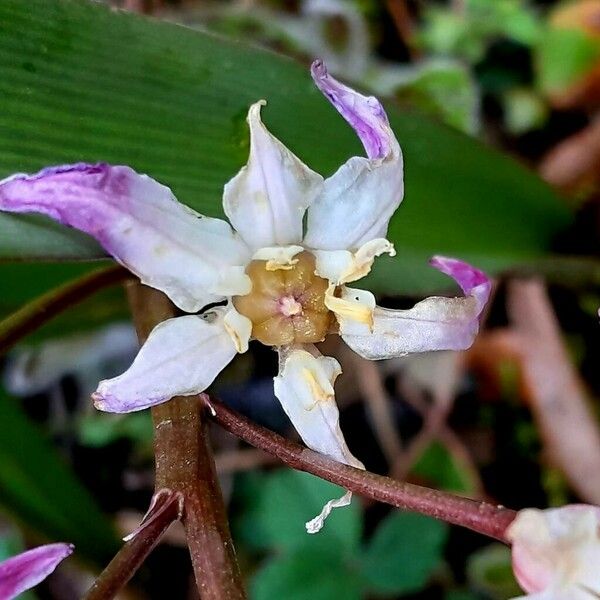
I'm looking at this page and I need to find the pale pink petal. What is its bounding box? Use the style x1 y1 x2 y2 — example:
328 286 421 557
93 310 237 413
304 61 403 251
342 257 491 359
507 505 600 599
0 164 251 312
223 102 323 250
0 543 73 600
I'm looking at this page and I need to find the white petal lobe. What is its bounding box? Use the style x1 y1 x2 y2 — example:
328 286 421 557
223 101 323 250
93 311 236 413
274 347 364 532
313 238 395 284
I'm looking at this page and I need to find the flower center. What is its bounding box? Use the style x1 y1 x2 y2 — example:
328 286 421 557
232 251 333 346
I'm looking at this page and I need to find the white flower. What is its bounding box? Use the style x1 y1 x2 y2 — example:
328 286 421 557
507 504 600 599
0 61 490 531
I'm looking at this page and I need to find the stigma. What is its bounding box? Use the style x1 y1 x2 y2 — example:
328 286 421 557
233 251 333 346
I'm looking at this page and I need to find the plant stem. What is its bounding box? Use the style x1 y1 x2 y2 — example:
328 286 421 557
205 395 517 543
127 282 246 599
0 264 130 355
83 489 181 600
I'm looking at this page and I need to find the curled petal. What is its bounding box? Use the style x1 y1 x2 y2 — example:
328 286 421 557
223 101 323 250
325 285 376 334
274 346 364 533
313 238 395 285
0 164 251 312
507 505 600 599
0 543 73 600
304 62 403 250
310 59 396 160
93 310 237 413
342 257 491 360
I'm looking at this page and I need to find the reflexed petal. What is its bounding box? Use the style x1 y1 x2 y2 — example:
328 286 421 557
507 505 600 599
310 60 396 160
274 346 364 533
304 62 403 250
0 543 73 600
0 164 251 312
313 238 395 284
223 101 323 250
93 310 236 413
342 257 491 359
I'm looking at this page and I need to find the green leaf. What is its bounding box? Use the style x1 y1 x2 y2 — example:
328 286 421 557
535 27 600 96
255 469 361 554
0 0 571 295
360 511 448 595
251 547 363 600
0 389 120 564
78 412 153 448
467 543 522 599
411 441 478 494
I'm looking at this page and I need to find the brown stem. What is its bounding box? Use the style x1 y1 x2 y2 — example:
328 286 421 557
127 282 246 599
83 489 181 600
0 264 130 355
205 395 517 543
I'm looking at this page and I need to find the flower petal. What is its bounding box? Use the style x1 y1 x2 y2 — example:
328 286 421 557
0 164 251 312
310 60 396 160
0 543 73 600
303 61 403 250
507 505 600 599
93 310 237 413
313 238 395 284
273 346 364 532
325 285 376 334
223 101 324 250
342 257 491 359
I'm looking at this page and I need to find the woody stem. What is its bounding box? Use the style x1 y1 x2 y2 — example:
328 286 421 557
127 282 245 599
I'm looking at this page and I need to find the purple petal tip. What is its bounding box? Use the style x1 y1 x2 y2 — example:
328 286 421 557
0 543 74 600
429 255 491 311
309 60 394 160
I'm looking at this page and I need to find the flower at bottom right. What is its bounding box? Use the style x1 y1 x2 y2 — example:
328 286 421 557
507 504 600 599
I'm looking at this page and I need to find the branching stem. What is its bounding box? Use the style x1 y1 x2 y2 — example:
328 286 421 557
205 395 517 543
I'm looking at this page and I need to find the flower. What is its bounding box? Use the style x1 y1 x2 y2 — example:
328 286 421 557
0 543 73 600
0 60 490 531
507 504 600 599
